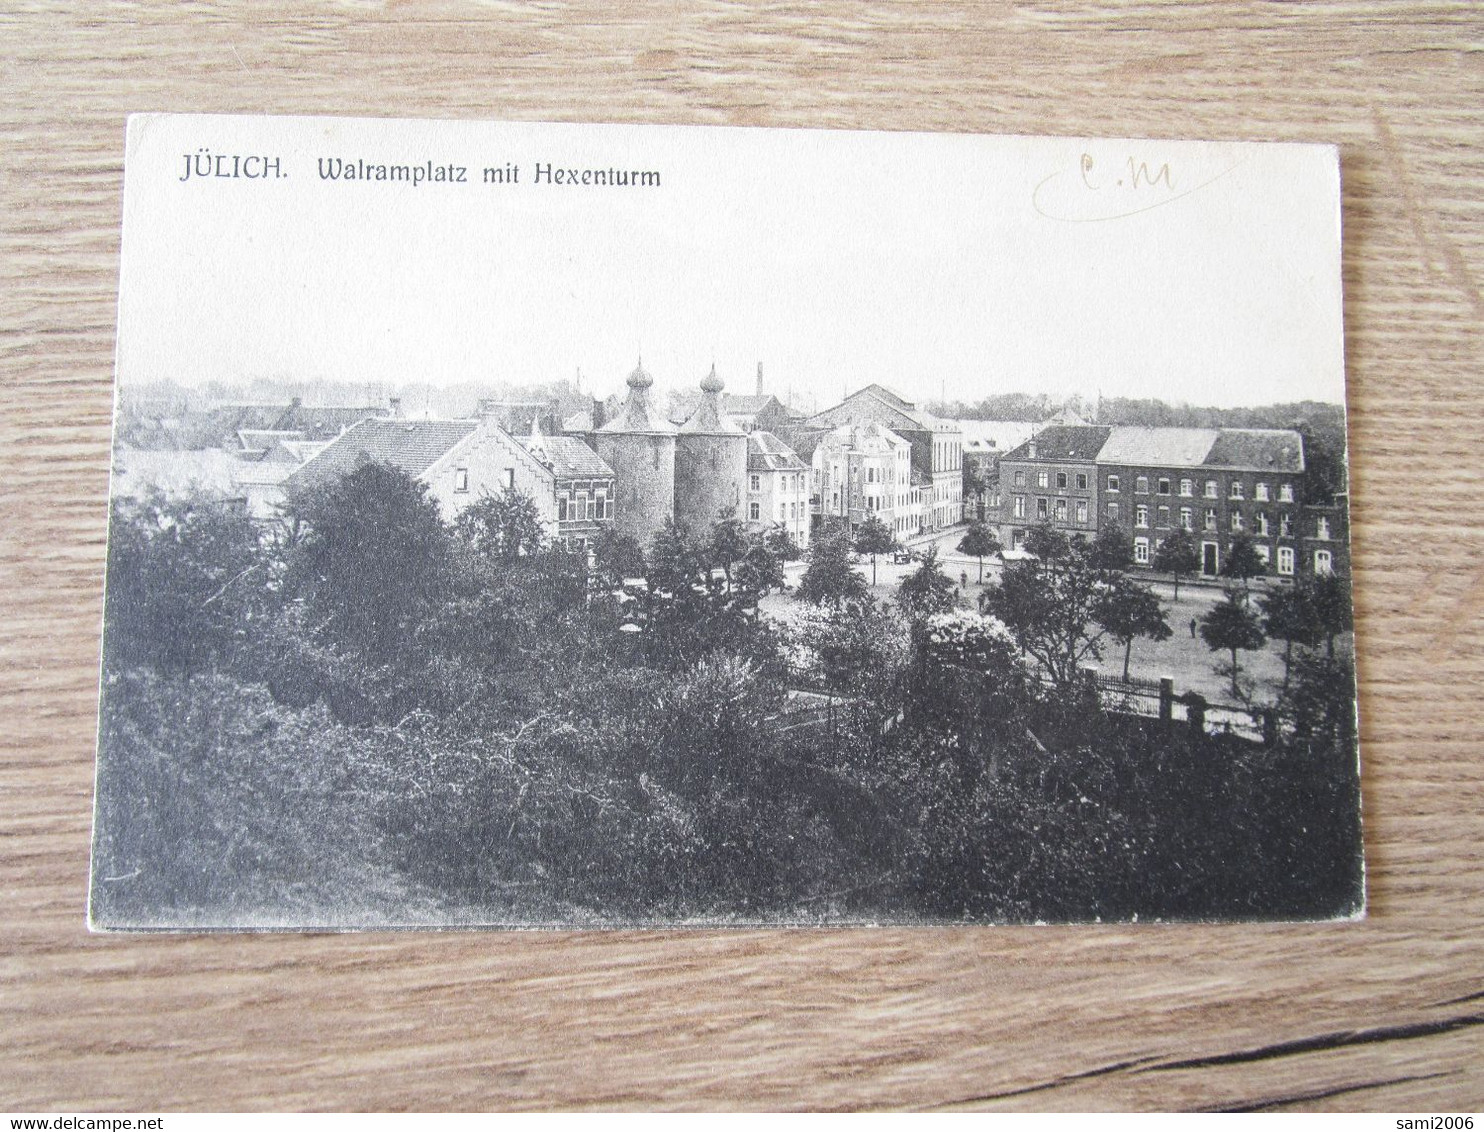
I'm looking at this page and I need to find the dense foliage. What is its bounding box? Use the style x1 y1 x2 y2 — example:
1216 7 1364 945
93 470 1364 927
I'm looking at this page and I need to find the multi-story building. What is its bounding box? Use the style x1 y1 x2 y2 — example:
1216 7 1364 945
746 431 812 550
1301 492 1349 578
811 422 916 537
281 415 615 549
1190 429 1306 579
997 425 1111 550
803 384 963 531
957 420 1037 522
1000 423 1310 578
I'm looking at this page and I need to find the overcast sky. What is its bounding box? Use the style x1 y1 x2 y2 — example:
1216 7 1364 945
117 114 1346 411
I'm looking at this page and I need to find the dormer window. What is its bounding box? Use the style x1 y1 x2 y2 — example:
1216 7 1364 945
454 468 470 493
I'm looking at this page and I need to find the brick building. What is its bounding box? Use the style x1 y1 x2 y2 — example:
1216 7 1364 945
996 425 1110 550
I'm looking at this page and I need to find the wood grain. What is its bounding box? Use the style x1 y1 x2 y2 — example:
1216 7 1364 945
2 0 1482 1112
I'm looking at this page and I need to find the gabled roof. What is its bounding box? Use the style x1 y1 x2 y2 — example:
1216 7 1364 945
747 430 808 473
282 419 477 492
562 410 595 433
276 403 386 441
1097 427 1219 468
524 434 614 480
1204 429 1304 473
816 420 911 457
724 394 783 415
1003 425 1111 463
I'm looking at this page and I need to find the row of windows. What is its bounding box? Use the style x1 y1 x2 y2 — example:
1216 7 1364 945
1106 473 1294 502
1131 536 1330 576
1012 469 1089 491
557 494 611 522
1112 502 1299 537
750 472 807 493
1012 496 1089 524
749 501 805 521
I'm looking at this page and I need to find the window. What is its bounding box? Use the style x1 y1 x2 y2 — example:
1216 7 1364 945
1278 546 1295 576
1230 510 1243 532
1280 512 1293 537
1037 470 1049 489
1204 508 1217 531
1316 516 1331 540
1254 544 1271 565
454 467 469 493
748 502 760 520
1076 472 1088 490
1055 499 1067 521
1076 500 1088 523
1254 511 1268 536
1205 480 1218 499
1279 483 1294 502
1014 470 1026 487
557 498 567 522
866 466 877 484
1107 475 1120 492
1136 476 1149 494
1136 504 1149 528
1056 471 1068 489
1037 498 1049 520
1180 506 1193 530
1108 502 1120 521
1134 537 1150 564
1157 505 1170 527
1230 481 1245 500
1180 479 1193 497
597 490 610 520
1157 478 1170 495
1315 549 1333 575
1014 496 1026 519
503 467 515 490
1255 482 1270 501
749 474 761 492
781 503 788 519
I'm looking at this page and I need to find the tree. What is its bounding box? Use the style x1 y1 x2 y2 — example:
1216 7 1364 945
896 544 959 621
764 523 801 563
1089 523 1133 572
734 544 787 614
797 525 868 608
956 522 1001 583
1220 532 1267 590
1097 577 1172 682
1199 587 1268 697
1260 583 1321 690
852 514 896 586
592 525 646 582
454 485 545 562
707 509 749 590
282 462 451 656
1152 528 1200 601
982 523 1116 688
103 490 264 675
1310 571 1354 658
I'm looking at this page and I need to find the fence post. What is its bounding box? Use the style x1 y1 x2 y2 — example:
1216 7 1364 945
1184 692 1207 739
1262 708 1278 747
1159 677 1174 724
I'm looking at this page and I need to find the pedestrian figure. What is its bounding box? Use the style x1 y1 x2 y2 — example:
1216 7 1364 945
960 571 968 589
1189 616 1197 639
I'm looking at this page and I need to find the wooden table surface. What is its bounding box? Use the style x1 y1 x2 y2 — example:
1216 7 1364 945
3 1 1482 1113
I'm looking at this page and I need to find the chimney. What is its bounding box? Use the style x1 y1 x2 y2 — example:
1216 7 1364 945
756 362 764 397
388 396 403 420
590 396 606 431
1028 439 1037 460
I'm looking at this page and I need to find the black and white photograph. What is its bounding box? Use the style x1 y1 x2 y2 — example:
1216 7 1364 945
90 114 1363 929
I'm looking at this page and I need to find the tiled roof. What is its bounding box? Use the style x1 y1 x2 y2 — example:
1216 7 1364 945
747 430 808 472
1204 429 1305 473
723 394 777 415
562 410 595 433
1098 427 1220 467
956 420 1037 453
524 435 613 479
1003 425 1111 463
282 419 477 492
277 404 386 441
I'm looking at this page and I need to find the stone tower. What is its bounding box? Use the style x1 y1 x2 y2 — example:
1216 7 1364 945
594 359 677 546
674 364 749 536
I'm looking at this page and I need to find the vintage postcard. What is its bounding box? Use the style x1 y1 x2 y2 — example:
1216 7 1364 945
90 114 1362 929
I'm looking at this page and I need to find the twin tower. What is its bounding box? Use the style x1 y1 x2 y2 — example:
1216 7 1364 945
593 361 748 545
